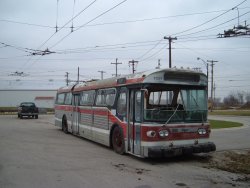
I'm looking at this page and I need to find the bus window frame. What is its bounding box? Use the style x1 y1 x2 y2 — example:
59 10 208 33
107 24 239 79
79 90 96 106
56 93 66 105
95 88 117 107
64 92 73 105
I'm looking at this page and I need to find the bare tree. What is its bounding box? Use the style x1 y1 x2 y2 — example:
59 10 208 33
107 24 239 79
245 92 250 102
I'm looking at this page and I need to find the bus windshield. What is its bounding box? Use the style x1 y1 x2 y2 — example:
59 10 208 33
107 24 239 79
144 86 207 123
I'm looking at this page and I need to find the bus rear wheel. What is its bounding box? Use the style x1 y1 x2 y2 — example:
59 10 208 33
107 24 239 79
112 126 125 154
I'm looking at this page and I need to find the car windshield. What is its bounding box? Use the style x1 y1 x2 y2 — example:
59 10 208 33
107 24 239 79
144 86 207 123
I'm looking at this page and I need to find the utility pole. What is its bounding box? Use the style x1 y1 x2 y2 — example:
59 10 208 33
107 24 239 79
65 72 69 86
98 71 106 80
77 67 79 84
128 60 138 74
207 60 218 112
111 58 122 77
164 36 177 68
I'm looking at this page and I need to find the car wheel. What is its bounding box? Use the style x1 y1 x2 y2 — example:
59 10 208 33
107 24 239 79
20 115 23 119
112 126 125 154
35 115 38 119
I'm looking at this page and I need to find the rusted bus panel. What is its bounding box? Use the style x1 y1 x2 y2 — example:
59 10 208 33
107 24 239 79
57 85 76 93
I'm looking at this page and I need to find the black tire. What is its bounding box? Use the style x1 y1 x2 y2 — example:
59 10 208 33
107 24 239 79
112 126 125 154
35 115 38 119
62 117 68 134
20 115 23 119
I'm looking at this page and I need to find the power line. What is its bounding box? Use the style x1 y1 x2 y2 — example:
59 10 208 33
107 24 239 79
37 0 97 50
137 39 163 60
177 11 250 38
3 8 249 29
49 0 128 49
171 0 248 37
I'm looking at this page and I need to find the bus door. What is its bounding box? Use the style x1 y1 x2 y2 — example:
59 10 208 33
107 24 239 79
128 90 142 156
72 94 80 135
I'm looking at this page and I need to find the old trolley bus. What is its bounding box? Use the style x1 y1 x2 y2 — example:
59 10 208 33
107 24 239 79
55 68 216 157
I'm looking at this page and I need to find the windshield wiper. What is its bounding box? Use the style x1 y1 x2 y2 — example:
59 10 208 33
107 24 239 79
164 103 180 125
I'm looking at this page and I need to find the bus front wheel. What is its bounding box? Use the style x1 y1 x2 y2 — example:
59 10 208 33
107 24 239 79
112 126 125 154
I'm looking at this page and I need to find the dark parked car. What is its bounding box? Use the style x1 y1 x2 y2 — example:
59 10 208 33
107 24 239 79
18 102 39 119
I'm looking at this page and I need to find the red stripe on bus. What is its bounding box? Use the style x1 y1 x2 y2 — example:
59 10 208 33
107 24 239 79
140 125 209 141
55 105 73 111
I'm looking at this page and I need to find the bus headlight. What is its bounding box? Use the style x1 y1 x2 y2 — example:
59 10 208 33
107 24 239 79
147 130 156 137
159 130 169 137
198 128 207 135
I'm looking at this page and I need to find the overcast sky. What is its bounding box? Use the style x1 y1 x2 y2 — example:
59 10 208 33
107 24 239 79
0 0 250 100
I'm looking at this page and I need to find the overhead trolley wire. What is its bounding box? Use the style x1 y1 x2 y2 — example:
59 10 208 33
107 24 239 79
37 0 97 50
177 11 250 38
49 0 128 49
1 7 250 29
171 0 248 37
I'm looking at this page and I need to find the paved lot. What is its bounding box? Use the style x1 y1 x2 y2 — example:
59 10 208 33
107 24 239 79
0 115 249 188
209 115 250 151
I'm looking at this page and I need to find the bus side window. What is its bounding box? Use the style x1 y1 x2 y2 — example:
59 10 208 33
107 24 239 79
80 90 95 106
56 93 65 105
117 92 127 117
106 89 116 107
64 93 72 105
96 90 106 106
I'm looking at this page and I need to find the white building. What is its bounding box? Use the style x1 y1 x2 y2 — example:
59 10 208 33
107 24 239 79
0 89 57 108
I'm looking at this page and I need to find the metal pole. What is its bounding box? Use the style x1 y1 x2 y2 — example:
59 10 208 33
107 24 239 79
207 60 218 112
129 60 138 74
164 36 177 68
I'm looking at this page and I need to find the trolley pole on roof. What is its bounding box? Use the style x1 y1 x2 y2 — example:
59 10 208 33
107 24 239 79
111 58 122 77
164 36 177 68
129 60 138 74
98 70 106 80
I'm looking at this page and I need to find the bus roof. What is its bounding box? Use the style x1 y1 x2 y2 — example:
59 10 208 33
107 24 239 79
71 68 207 92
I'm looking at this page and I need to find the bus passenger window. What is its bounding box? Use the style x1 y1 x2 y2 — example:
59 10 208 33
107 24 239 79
80 90 95 105
117 92 126 116
64 93 72 105
56 93 65 104
96 90 106 106
106 89 116 106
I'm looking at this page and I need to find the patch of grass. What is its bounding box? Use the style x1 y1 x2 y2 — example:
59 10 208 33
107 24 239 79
209 110 250 116
209 120 243 129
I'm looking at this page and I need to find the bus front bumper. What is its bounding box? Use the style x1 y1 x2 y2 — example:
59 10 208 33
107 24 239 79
147 142 216 158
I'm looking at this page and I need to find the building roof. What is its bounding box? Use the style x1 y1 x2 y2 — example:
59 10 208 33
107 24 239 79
35 96 54 100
